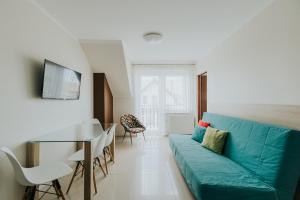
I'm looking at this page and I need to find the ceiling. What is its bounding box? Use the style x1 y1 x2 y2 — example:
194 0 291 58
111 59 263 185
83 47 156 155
34 0 274 64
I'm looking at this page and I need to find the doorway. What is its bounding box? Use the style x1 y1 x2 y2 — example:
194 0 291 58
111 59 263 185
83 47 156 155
197 72 207 121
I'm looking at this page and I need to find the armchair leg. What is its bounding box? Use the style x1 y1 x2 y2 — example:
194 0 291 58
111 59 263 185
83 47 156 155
122 130 127 141
130 132 133 145
142 132 146 141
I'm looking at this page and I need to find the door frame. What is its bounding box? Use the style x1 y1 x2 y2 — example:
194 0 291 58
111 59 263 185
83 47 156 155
197 72 207 121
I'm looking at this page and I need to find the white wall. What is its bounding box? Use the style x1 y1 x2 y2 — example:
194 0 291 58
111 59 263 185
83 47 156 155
198 0 300 129
80 40 132 98
0 0 93 199
80 41 135 136
113 97 135 136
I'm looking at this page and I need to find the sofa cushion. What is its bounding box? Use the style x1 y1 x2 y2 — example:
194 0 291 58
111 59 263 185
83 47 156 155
191 125 206 143
201 127 227 154
202 113 300 200
198 120 210 127
169 134 277 200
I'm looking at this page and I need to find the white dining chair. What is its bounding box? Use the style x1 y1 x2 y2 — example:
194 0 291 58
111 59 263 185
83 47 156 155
66 132 107 194
0 146 72 200
103 123 116 174
91 118 100 124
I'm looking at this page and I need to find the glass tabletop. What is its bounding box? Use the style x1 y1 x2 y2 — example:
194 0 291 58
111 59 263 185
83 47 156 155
29 122 114 143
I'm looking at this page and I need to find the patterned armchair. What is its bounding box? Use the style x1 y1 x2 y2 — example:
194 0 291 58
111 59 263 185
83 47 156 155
120 114 146 144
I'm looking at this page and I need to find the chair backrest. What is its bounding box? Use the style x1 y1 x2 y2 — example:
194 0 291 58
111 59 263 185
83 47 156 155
120 114 145 129
82 118 100 126
0 147 32 186
105 124 116 147
120 115 129 128
91 118 100 124
93 133 108 158
133 115 145 129
127 114 139 128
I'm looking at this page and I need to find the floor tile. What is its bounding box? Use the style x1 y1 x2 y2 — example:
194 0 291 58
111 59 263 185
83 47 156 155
44 135 194 200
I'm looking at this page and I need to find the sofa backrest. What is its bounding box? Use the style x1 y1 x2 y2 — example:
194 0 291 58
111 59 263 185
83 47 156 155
202 112 300 200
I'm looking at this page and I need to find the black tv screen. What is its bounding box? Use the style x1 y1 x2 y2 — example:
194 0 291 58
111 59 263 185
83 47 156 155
42 59 81 100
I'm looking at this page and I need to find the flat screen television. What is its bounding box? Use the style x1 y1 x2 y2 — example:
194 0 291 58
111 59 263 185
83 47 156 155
42 59 81 100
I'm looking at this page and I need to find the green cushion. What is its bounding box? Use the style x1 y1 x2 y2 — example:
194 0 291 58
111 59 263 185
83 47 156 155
191 125 206 143
169 134 277 200
201 127 227 154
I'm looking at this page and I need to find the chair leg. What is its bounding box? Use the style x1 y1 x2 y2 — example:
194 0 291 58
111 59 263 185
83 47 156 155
96 157 107 176
108 146 114 163
54 180 66 200
93 166 98 194
52 181 61 199
103 150 108 174
66 161 81 194
23 186 30 200
122 130 127 141
142 132 146 141
29 186 36 200
130 132 133 145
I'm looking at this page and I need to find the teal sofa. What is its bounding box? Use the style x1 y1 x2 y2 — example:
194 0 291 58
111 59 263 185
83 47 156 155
169 112 300 200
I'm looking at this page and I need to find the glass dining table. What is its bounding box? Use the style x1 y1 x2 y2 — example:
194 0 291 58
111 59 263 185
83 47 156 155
27 121 115 200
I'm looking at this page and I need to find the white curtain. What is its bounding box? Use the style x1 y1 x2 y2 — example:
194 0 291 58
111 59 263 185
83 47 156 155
134 65 195 136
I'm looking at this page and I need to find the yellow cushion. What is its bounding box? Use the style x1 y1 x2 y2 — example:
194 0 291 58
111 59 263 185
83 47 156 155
201 126 227 154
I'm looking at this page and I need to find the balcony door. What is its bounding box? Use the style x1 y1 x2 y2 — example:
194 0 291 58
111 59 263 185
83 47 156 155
134 66 194 136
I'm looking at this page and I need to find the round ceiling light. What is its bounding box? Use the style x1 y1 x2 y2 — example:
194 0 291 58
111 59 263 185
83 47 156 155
143 32 163 44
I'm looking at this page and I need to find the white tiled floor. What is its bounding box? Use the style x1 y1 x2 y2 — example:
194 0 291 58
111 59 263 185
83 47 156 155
46 135 194 200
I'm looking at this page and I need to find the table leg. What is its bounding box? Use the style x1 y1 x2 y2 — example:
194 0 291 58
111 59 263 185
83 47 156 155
26 143 40 199
76 141 84 150
26 142 39 167
84 141 92 200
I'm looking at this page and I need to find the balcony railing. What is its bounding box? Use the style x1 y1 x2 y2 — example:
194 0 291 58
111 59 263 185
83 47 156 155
138 105 160 131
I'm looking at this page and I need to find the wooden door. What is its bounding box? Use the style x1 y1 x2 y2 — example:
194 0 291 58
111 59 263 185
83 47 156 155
197 72 207 121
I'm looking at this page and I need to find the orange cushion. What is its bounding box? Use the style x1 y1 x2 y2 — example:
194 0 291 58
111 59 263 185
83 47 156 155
198 120 210 128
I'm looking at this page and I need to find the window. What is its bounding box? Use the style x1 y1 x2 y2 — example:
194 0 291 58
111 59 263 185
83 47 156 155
165 74 190 113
